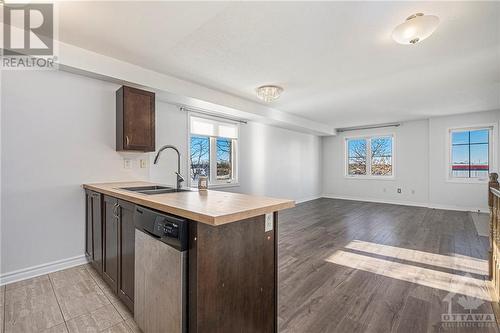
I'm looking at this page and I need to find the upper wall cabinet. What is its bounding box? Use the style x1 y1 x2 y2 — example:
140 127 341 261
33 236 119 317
116 86 155 152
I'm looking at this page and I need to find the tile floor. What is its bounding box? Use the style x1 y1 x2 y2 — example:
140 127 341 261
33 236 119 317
1 264 141 333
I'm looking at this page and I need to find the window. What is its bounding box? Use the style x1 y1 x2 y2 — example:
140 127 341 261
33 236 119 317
346 136 393 177
449 127 492 180
189 115 238 186
371 137 393 176
216 138 232 181
347 139 367 175
190 136 210 182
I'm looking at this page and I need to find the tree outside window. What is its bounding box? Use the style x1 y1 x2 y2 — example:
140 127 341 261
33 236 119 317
346 136 393 177
190 136 210 182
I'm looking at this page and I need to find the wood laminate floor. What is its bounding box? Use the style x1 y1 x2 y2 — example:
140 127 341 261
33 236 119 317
1 198 497 332
278 198 498 333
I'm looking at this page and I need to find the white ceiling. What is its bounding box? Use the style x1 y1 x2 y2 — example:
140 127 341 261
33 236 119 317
57 1 500 128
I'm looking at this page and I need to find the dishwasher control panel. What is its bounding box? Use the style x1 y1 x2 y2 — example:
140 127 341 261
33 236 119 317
152 218 179 239
134 206 188 251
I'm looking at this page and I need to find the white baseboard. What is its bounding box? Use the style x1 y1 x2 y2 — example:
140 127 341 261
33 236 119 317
0 254 89 286
295 195 322 204
322 194 488 213
322 194 428 208
427 203 489 213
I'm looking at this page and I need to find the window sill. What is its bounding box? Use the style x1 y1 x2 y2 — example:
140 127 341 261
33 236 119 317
208 183 240 189
446 178 488 184
344 176 395 181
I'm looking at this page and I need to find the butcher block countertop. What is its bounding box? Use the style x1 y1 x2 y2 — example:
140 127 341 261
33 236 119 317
83 181 295 226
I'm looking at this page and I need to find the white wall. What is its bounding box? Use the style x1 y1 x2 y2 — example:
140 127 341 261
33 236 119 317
429 110 500 211
1 70 149 276
322 110 500 211
322 120 429 205
1 69 322 278
149 103 189 187
227 121 322 202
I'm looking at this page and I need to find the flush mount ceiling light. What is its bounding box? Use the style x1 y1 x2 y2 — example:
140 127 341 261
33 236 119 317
256 85 283 103
392 13 440 45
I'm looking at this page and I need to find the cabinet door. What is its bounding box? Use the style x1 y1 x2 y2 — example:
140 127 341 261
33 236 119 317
117 199 136 312
103 195 119 292
85 191 93 260
91 192 103 274
117 86 155 152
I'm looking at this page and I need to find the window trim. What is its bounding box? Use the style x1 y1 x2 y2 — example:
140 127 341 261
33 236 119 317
446 124 497 184
187 112 240 188
344 133 396 180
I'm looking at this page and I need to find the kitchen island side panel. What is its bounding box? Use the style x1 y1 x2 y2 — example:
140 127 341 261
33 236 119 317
189 214 277 333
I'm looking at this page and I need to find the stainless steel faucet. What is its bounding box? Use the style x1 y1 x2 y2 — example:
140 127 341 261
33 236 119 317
153 145 185 190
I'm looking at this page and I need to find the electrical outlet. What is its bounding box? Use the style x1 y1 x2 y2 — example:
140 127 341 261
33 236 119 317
140 159 148 168
265 213 273 232
124 159 132 169
397 188 402 194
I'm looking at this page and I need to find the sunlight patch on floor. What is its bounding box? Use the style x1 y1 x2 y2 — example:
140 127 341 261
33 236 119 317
326 242 493 301
344 240 488 275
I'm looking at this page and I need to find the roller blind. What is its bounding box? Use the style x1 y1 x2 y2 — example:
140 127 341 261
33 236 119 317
190 116 238 139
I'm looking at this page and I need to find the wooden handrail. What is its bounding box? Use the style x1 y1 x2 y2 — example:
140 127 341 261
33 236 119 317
491 187 500 198
489 173 500 207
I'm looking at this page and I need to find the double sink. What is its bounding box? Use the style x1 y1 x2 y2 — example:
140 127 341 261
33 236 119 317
120 185 191 195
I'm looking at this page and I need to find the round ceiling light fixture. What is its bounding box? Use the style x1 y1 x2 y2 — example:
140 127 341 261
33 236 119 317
256 85 283 103
392 13 439 45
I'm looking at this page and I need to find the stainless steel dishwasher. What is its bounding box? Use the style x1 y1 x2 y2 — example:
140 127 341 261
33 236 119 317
133 206 188 333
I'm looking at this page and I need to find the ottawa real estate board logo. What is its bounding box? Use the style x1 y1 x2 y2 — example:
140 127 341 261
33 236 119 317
1 2 57 69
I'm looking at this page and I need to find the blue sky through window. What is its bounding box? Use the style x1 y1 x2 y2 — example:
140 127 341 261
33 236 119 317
190 136 210 181
216 138 231 161
347 137 393 176
451 129 489 178
216 138 232 179
348 139 366 158
451 130 489 165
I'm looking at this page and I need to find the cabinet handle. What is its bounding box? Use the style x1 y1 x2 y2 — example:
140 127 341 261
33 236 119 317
125 136 130 146
114 204 121 219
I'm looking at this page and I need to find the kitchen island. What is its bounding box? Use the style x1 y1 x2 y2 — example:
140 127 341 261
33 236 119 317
83 181 294 333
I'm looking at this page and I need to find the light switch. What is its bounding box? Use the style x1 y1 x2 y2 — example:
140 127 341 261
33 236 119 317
265 213 273 232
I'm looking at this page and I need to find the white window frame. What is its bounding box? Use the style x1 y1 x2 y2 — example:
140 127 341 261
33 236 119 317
344 134 395 180
187 113 240 188
446 124 497 184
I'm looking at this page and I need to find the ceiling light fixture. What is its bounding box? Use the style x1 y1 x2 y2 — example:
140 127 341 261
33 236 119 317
392 13 439 45
256 85 283 103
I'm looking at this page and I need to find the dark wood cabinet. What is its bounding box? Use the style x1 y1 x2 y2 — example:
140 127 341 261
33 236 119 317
85 190 102 274
116 86 155 152
86 193 136 313
103 196 119 292
188 214 278 333
86 187 280 331
117 199 135 311
85 192 92 259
